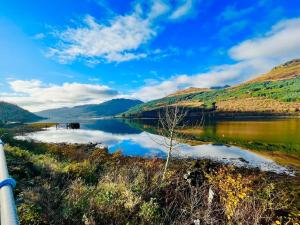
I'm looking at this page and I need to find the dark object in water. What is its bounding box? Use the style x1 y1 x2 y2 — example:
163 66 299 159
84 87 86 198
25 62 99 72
67 123 80 129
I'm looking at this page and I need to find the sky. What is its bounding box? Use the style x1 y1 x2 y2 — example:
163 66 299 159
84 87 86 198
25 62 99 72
0 0 300 112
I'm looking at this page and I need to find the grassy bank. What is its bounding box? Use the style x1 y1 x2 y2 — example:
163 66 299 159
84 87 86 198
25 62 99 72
124 77 300 117
0 126 299 224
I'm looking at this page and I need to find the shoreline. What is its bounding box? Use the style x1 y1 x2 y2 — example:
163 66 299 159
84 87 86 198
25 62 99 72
13 122 300 169
118 113 300 120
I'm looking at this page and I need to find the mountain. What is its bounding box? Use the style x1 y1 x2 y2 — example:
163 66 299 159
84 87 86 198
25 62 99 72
0 102 43 123
124 59 300 118
36 98 143 119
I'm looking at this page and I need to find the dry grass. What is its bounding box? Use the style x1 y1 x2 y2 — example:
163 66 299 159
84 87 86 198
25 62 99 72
167 87 211 97
248 59 300 83
216 97 300 113
170 100 204 108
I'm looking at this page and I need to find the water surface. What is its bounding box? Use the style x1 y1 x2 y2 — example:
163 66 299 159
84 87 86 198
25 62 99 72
16 118 299 174
204 119 300 146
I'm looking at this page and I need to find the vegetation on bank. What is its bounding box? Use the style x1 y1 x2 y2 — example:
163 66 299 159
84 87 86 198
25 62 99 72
0 126 299 225
124 76 300 117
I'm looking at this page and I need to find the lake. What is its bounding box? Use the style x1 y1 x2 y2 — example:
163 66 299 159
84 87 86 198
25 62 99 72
16 118 300 174
202 118 300 146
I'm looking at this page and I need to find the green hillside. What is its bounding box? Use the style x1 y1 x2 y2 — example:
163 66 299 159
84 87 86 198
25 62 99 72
0 102 43 123
124 59 300 117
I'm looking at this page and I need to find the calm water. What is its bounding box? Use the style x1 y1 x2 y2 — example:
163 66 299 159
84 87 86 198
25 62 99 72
203 119 300 146
16 118 300 174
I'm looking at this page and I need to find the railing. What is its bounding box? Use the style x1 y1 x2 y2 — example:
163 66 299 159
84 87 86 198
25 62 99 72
0 139 19 225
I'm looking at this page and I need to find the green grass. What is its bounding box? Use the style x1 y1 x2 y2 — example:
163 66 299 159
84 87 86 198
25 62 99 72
125 77 300 115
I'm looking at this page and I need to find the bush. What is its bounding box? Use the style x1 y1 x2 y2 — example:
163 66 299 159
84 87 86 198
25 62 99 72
139 198 161 224
18 203 43 225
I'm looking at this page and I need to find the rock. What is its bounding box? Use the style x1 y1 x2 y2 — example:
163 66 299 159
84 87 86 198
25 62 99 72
184 161 205 187
184 160 220 187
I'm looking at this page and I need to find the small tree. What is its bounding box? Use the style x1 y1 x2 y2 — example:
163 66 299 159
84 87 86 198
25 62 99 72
157 104 187 180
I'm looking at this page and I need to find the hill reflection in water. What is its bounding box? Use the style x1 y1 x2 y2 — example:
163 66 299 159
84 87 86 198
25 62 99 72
16 118 294 174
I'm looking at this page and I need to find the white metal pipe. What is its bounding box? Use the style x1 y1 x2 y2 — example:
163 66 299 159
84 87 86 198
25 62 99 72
0 140 19 225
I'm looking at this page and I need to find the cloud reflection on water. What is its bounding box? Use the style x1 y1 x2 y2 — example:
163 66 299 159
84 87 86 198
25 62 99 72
16 127 291 174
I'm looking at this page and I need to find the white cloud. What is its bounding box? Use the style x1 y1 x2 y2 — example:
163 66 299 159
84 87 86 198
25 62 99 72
229 18 300 61
50 0 198 63
132 17 300 101
51 14 155 63
10 79 43 91
1 80 120 112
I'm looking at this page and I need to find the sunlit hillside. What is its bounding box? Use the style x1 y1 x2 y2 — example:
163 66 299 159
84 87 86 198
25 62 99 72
124 59 300 117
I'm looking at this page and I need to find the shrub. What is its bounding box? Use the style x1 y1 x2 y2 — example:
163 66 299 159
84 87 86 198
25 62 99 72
18 203 43 225
139 198 161 224
62 179 92 223
207 166 254 221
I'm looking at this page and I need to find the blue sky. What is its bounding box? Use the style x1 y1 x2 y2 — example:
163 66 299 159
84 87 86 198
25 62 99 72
0 0 300 111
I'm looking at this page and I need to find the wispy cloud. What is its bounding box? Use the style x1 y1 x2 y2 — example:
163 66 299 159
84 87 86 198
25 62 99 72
169 0 198 20
33 33 46 40
217 20 249 39
49 0 199 63
219 5 254 21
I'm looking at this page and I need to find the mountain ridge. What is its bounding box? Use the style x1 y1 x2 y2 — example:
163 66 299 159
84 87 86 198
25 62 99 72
36 98 143 119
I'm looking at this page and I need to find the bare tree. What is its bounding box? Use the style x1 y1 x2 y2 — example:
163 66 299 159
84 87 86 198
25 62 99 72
157 104 187 180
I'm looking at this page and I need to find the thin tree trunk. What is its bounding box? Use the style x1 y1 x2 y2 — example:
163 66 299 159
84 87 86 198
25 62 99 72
163 130 174 180
163 146 172 180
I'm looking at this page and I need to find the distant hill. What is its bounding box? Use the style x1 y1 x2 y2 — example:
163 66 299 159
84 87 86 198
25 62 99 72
0 102 43 123
124 59 300 118
36 98 143 119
